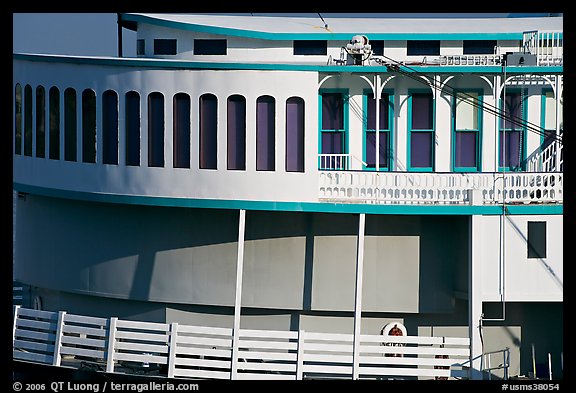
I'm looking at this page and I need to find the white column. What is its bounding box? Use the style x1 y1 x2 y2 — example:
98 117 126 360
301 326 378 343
231 209 246 380
469 215 484 380
352 213 366 380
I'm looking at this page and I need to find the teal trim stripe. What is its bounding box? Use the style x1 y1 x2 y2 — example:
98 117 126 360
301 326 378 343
14 54 563 75
13 183 563 216
120 14 531 41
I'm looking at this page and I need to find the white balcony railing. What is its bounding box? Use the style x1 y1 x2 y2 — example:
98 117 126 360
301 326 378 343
318 171 562 205
318 154 367 171
526 140 563 173
523 30 563 66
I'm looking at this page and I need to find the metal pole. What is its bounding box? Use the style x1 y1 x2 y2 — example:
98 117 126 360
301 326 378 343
231 209 246 380
352 213 366 380
375 74 380 171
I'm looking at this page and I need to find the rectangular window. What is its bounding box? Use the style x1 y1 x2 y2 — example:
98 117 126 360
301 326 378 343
82 90 97 163
15 84 22 155
148 93 164 167
173 93 191 169
199 94 218 169
370 40 384 56
365 92 391 169
137 39 145 55
64 88 77 162
154 39 177 55
49 87 60 160
294 40 327 55
320 92 346 170
24 85 33 157
194 39 227 55
227 95 246 170
36 87 46 158
454 92 480 170
463 40 496 55
125 91 140 166
286 97 305 172
409 92 434 170
256 96 275 171
542 90 557 149
102 91 119 165
407 40 440 56
527 221 546 258
499 91 525 170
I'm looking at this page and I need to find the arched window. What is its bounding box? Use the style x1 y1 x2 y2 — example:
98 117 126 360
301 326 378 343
173 93 191 168
227 95 246 170
199 93 217 169
36 86 46 158
256 95 275 171
102 90 119 165
49 87 60 160
64 88 77 162
24 84 33 156
82 89 96 163
125 91 140 166
286 97 305 172
148 92 164 167
14 84 22 155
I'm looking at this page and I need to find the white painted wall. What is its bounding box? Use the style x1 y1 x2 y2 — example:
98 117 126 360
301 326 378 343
479 214 563 302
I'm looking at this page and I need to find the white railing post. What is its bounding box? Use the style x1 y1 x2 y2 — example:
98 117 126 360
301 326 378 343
52 311 66 366
352 213 366 380
106 317 118 373
296 329 305 380
13 305 20 346
231 209 246 380
167 322 178 379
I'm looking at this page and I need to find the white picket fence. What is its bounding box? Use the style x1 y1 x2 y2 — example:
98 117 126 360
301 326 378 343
13 306 470 380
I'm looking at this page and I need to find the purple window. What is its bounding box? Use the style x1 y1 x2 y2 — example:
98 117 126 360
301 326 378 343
410 132 433 168
366 93 389 130
256 96 275 171
366 132 389 168
102 90 119 165
15 84 22 155
455 131 477 168
148 92 164 167
411 93 433 130
173 93 190 168
64 88 77 162
322 93 344 130
24 84 33 156
227 95 246 170
499 130 522 169
36 86 46 158
82 89 97 163
125 91 140 166
501 92 522 130
286 97 305 172
200 94 217 169
49 87 60 160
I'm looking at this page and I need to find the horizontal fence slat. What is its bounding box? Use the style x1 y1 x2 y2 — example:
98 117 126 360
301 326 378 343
17 308 59 320
60 346 106 359
360 346 469 357
360 334 470 346
303 332 353 341
359 355 465 367
237 361 296 373
236 372 296 380
239 329 298 340
113 353 168 365
302 364 352 375
238 351 297 362
239 340 297 351
303 343 353 352
175 347 232 358
175 335 232 347
176 325 232 336
14 329 56 342
64 314 109 327
173 357 231 369
173 368 231 380
302 353 353 363
114 341 169 354
16 319 57 331
61 325 108 338
14 339 55 353
61 335 107 348
359 365 451 378
115 331 168 342
116 320 169 331
13 350 53 364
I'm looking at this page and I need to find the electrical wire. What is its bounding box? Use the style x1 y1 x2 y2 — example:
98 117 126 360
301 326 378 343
373 54 562 144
